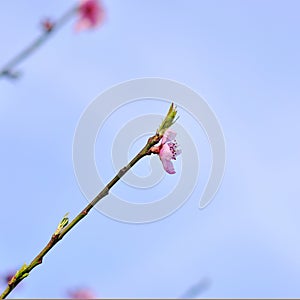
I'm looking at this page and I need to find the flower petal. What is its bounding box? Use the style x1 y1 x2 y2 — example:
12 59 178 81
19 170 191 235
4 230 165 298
160 158 176 174
159 143 174 160
161 129 176 144
175 148 182 156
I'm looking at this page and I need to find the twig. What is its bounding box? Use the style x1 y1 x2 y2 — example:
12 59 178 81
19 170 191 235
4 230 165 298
0 6 77 80
0 103 178 299
0 133 161 299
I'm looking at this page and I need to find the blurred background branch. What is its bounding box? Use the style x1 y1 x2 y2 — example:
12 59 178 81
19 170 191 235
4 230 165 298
0 0 104 81
179 277 211 298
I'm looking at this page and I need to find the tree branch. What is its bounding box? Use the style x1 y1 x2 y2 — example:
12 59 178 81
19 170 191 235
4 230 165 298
0 6 77 80
0 133 161 299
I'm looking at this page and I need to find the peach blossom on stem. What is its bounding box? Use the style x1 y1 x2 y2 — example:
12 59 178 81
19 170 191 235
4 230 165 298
150 129 181 174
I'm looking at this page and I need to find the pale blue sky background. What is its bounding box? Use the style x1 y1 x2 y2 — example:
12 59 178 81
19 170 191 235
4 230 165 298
1 0 300 298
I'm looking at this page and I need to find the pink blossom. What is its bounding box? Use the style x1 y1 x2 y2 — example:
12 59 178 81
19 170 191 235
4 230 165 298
1 270 23 290
75 0 104 31
4 272 14 285
67 288 96 299
151 130 181 174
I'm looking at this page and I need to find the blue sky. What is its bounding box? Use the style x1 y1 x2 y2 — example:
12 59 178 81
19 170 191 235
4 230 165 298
1 0 300 298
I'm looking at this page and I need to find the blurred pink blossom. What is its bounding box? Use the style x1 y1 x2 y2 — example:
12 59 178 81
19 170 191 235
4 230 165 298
67 288 97 299
151 129 181 174
0 270 23 290
75 0 104 31
4 272 14 285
